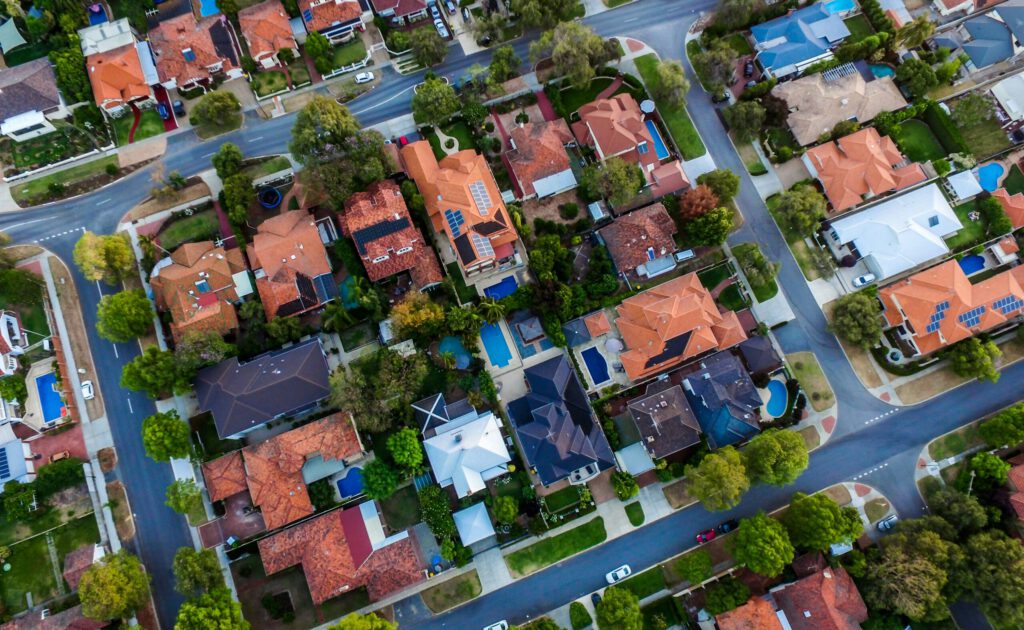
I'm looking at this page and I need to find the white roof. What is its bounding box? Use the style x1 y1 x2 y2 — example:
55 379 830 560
947 170 983 200
831 183 962 279
991 72 1024 122
136 42 160 86
78 18 135 56
614 442 655 476
453 502 496 546
533 169 578 198
424 411 511 497
0 110 45 135
0 18 26 54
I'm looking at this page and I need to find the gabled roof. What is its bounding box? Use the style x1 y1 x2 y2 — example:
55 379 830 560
962 15 1015 68
574 94 655 160
414 393 477 435
88 43 151 110
752 3 850 73
507 120 576 198
0 58 61 122
0 605 108 630
772 567 868 630
423 410 511 497
650 160 690 198
991 188 1024 229
453 502 495 546
300 0 363 33
368 0 427 17
615 273 747 382
627 380 701 458
149 13 237 86
201 450 248 501
194 338 331 438
240 0 296 60
716 596 785 630
996 1 1024 42
682 352 761 449
78 18 135 56
249 210 335 319
991 73 1024 122
599 203 678 275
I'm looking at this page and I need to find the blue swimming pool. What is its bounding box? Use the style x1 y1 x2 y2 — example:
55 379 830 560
35 372 64 423
581 347 610 386
959 254 986 275
87 3 107 24
765 379 788 418
439 336 472 369
644 120 670 160
484 276 518 300
977 162 1005 192
198 0 221 16
480 323 513 368
336 467 364 498
825 0 855 13
868 64 895 78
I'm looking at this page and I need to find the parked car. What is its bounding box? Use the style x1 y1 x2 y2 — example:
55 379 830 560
355 72 375 84
605 565 632 584
712 89 730 104
591 592 602 606
462 6 471 20
430 3 440 18
156 102 169 120
81 380 94 400
877 514 899 531
49 450 70 463
446 0 456 13
716 519 739 534
696 528 717 544
434 18 450 38
483 622 508 630
397 135 410 147
852 273 877 288
744 80 757 89
172 100 185 117
744 60 754 77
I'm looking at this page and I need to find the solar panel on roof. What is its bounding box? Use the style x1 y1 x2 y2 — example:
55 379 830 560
0 449 10 481
471 232 494 258
303 9 313 21
444 209 465 236
926 321 941 333
937 301 950 312
182 48 196 62
469 180 492 215
352 218 410 254
993 295 1024 315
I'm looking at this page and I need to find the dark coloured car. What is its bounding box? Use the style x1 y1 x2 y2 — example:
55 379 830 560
712 90 730 103
1013 129 1024 144
696 528 717 544
744 80 757 89
591 592 602 606
172 100 185 117
156 102 169 120
744 60 754 77
716 519 739 534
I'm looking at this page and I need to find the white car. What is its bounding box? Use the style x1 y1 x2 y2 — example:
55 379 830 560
483 622 508 630
434 18 450 38
430 3 440 18
605 564 632 584
852 273 877 288
80 380 94 401
354 72 375 84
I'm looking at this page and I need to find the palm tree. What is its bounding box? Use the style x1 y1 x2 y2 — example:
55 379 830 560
351 276 384 321
321 302 354 333
897 15 935 49
478 298 506 325
439 351 456 370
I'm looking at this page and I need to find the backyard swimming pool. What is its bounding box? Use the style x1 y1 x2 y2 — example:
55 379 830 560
868 64 894 78
439 336 472 369
644 120 670 160
484 276 518 300
581 347 610 386
959 254 986 275
336 467 364 498
977 162 1005 192
35 372 64 423
480 323 513 369
825 0 856 13
765 379 788 418
198 0 221 16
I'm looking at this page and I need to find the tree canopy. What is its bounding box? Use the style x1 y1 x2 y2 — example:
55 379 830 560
926 487 987 537
121 345 193 398
510 0 580 28
724 101 766 143
949 337 1001 383
79 550 151 620
743 428 809 486
328 613 397 630
579 157 644 206
409 27 448 66
863 527 963 621
731 511 794 577
960 530 1024 627
529 22 619 90
830 291 883 350
173 547 224 596
697 169 741 204
362 459 399 500
387 427 423 473
775 185 826 237
686 446 749 511
979 403 1024 447
686 207 734 246
692 39 736 91
141 410 191 462
96 289 153 342
650 59 690 108
412 75 461 127
74 232 135 284
175 588 249 630
675 549 712 585
895 59 937 98
782 491 863 551
595 586 642 630
188 90 241 128
212 142 244 180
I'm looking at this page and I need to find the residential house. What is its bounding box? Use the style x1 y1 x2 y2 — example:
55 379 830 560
505 120 578 200
194 338 331 439
935 0 974 16
991 188 1024 229
338 180 443 290
958 11 1024 69
149 241 252 342
401 143 521 278
249 210 338 320
148 12 241 90
0 58 69 142
879 259 1024 356
299 0 366 42
803 127 927 214
0 606 108 630
240 0 298 68
990 72 1024 125
770 567 868 630
453 502 495 547
78 18 136 56
86 44 155 115
614 273 747 382
751 3 850 79
62 544 105 591
1008 457 1024 523
773 66 908 146
681 352 762 449
0 423 34 488
416 393 511 497
736 335 783 380
627 380 701 459
562 311 614 348
369 0 428 23
0 311 27 377
879 0 912 27
599 203 678 279
257 503 423 604
716 596 785 630
201 413 364 530
507 354 615 486
825 183 962 281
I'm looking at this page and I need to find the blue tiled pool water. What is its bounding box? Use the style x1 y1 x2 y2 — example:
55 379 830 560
581 347 610 386
644 120 670 160
336 467 364 498
484 276 518 300
480 323 512 368
198 0 221 16
868 64 894 78
765 379 788 418
958 254 986 276
35 372 64 423
977 162 1005 192
826 0 856 13
439 336 472 369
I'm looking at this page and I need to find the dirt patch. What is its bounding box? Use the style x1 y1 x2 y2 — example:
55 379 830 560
663 479 696 510
799 426 820 450
839 337 883 389
123 180 211 223
662 534 735 589
47 485 92 518
823 484 851 506
895 366 969 405
48 256 105 421
106 481 135 543
118 139 167 169
97 447 117 473
520 189 588 228
4 245 44 262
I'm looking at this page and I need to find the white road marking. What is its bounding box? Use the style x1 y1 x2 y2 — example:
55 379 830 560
624 16 640 21
246 136 264 143
96 198 111 206
4 217 51 232
112 344 119 358
126 397 133 414
350 84 418 116
863 409 898 425
95 280 103 297
851 462 889 480
34 226 86 243
202 152 215 158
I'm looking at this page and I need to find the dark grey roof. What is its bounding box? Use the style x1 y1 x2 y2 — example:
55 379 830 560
507 354 614 485
737 336 782 376
997 1 1024 42
195 338 330 438
147 0 192 29
209 19 239 66
962 16 1014 68
453 233 477 265
682 352 761 449
644 331 692 369
352 217 410 255
561 318 591 348
0 58 60 121
515 317 545 342
627 381 701 458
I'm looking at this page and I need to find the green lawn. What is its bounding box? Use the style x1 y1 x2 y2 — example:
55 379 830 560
697 263 732 290
717 284 748 311
445 262 478 303
619 567 666 600
505 518 607 577
605 0 631 6
558 78 617 116
723 33 753 55
113 110 165 146
380 484 422 530
953 105 1012 158
421 570 482 613
945 200 988 252
442 121 475 151
733 243 779 302
252 70 289 97
843 14 875 40
929 423 982 460
109 0 151 32
641 596 681 630
333 39 368 68
11 155 119 205
543 485 581 513
1002 163 1024 195
194 112 243 140
0 291 48 341
158 211 220 250
787 351 835 412
635 54 706 160
894 120 947 162
52 515 100 560
242 155 292 179
625 501 645 526
3 41 55 66
288 58 312 86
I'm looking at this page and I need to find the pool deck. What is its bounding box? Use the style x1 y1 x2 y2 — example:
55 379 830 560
21 359 64 431
569 308 632 392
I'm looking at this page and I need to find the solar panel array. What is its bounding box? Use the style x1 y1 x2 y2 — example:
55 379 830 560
925 301 950 333
0 449 10 481
444 209 465 236
303 9 313 21
958 305 986 328
469 181 491 215
993 295 1024 315
471 233 494 258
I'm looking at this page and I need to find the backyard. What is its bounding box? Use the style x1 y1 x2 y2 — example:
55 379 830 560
893 119 946 163
635 54 707 160
157 210 221 250
786 352 834 412
945 200 988 252
505 517 607 578
952 100 1012 158
113 110 165 145
445 262 478 303
843 14 875 40
1002 163 1024 195
697 262 731 290
380 484 422 531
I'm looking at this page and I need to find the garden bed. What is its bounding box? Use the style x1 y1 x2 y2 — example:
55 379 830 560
0 125 104 176
625 502 645 526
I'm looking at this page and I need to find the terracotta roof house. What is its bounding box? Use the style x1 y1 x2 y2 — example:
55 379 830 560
202 449 249 501
627 380 701 458
879 259 1024 356
773 67 908 146
257 503 423 604
614 273 747 382
299 0 366 41
148 12 241 90
149 241 252 342
338 180 443 290
506 120 578 199
240 0 297 68
751 3 850 79
770 567 868 630
62 544 105 591
935 0 974 15
650 161 690 198
86 44 154 115
249 210 338 320
803 127 926 214
401 142 521 277
716 596 785 630
0 606 108 630
368 0 428 23
194 338 331 439
421 399 511 497
1008 459 1024 521
682 352 762 449
507 354 615 486
599 203 678 279
0 58 69 142
991 188 1024 229
0 311 27 377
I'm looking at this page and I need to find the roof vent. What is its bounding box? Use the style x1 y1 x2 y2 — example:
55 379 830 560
803 611 811 618
454 433 462 443
824 569 832 579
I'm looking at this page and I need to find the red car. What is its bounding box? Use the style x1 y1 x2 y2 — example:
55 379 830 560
397 135 410 147
696 528 717 544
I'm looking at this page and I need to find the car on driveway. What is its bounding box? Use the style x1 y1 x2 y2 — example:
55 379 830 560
355 71 375 84
81 380 94 400
591 592 602 606
462 6 471 20
446 0 456 13
877 514 899 531
744 59 754 76
696 528 717 544
716 519 739 534
434 18 450 38
430 3 440 18
605 565 631 584
172 100 185 117
156 102 169 120
852 273 877 288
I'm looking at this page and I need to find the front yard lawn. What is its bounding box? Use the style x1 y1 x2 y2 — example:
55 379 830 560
945 200 987 252
252 70 289 98
421 570 482 613
619 566 666 600
11 155 119 206
723 33 753 55
288 58 311 86
1002 163 1024 195
380 484 422 531
113 110 165 145
505 517 607 577
333 39 367 68
635 53 706 160
625 501 645 526
697 262 731 290
716 284 748 311
843 14 875 40
786 351 834 412
158 210 220 250
893 119 947 162
242 155 292 179
443 121 475 151
542 485 581 513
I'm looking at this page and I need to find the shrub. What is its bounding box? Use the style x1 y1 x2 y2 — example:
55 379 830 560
570 601 592 630
105 163 119 176
922 102 969 154
558 203 579 220
612 471 639 501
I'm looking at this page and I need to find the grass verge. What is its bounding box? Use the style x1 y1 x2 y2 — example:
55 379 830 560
864 497 890 523
619 566 666 600
505 517 607 578
786 351 834 412
11 156 119 205
421 570 482 613
928 422 982 461
194 113 243 140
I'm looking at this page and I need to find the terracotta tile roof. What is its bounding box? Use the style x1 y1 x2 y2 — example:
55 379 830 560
717 596 784 630
599 203 677 275
249 211 333 319
879 260 1024 355
299 0 363 33
584 311 611 337
149 13 236 87
991 188 1024 230
650 160 690 197
62 544 98 591
369 0 427 17
998 237 1020 255
201 451 248 501
400 143 519 273
1011 491 1024 520
572 94 659 170
239 0 296 61
339 180 442 288
506 120 574 197
615 273 747 381
149 241 247 342
87 44 151 110
792 551 827 577
805 127 926 213
772 567 868 630
1009 463 1024 491
1 605 108 630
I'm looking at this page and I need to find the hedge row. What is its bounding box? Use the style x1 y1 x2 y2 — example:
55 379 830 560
922 102 969 155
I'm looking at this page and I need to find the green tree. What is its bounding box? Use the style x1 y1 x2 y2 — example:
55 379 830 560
188 91 241 128
387 427 423 473
651 59 690 108
959 530 1024 627
74 232 135 284
419 484 456 538
579 157 644 206
775 185 826 237
121 345 192 398
731 511 794 577
305 31 335 74
595 586 642 630
265 316 302 345
493 495 518 524
714 0 755 29
979 403 1024 447
165 479 202 518
896 15 935 49
412 75 461 127
830 291 882 349
328 613 397 630
979 197 1012 236
686 445 749 511
223 172 255 226
949 337 1001 383
329 352 428 433
0 374 27 406
410 28 448 67
743 428 809 486
782 491 864 551
697 169 741 204
952 92 995 127
142 410 191 462
78 550 151 620
612 471 639 501
175 331 235 372
863 527 963 621
674 549 712 585
215 0 239 14
212 142 244 180
686 207 734 246
172 547 224 596
175 588 249 630
96 289 153 342
489 45 522 83
569 601 592 630
896 59 937 98
926 487 987 537
362 459 399 500
510 0 579 28
703 577 750 615
965 451 1010 492
724 101 765 143
692 39 736 91
49 36 91 102
478 298 506 325
290 95 361 162
390 290 446 342
529 22 619 89
0 269 43 306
